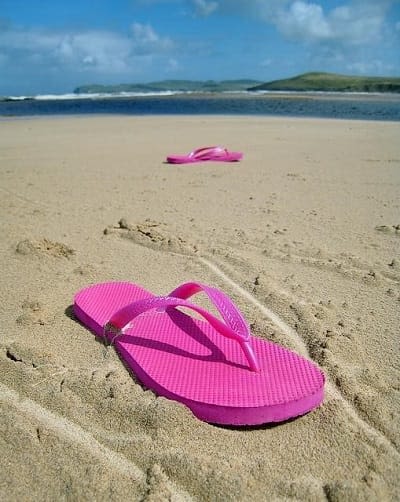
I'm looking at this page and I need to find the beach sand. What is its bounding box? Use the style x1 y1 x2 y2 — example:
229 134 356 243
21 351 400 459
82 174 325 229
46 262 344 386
0 115 399 501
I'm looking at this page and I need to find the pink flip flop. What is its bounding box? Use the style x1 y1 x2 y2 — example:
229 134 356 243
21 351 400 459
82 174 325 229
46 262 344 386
73 281 324 425
166 146 243 164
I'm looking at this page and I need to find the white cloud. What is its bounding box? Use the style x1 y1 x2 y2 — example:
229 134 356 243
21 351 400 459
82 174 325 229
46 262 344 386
187 0 398 74
132 23 159 44
192 0 219 16
82 55 95 65
131 22 174 54
276 2 331 41
260 58 273 67
0 23 174 75
127 0 397 50
265 1 390 46
0 22 179 93
190 0 393 47
347 60 395 75
53 31 133 72
166 57 180 71
329 3 388 45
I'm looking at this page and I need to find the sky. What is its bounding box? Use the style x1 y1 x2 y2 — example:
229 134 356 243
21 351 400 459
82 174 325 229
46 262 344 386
0 0 399 95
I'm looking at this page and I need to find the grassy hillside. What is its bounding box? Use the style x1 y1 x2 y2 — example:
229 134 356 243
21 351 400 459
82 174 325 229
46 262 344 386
249 72 400 93
74 79 262 94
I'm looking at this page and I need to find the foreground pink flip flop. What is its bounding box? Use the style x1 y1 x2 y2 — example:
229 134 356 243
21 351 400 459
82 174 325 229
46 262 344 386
74 281 324 425
166 146 243 164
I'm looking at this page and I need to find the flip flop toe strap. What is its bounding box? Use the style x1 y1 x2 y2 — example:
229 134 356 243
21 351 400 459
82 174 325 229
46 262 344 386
104 290 260 372
189 146 226 160
168 282 249 338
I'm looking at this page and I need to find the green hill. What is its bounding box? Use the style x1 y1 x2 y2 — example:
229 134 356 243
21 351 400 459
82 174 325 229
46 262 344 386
248 72 400 93
74 79 262 94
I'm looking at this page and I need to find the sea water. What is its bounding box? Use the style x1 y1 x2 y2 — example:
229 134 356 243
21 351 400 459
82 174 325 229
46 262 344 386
1 92 400 121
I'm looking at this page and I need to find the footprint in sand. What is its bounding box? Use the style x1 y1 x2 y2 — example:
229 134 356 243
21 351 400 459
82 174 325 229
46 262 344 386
4 345 38 369
73 264 97 277
103 218 198 255
143 463 174 501
375 224 400 236
15 238 75 258
15 299 53 326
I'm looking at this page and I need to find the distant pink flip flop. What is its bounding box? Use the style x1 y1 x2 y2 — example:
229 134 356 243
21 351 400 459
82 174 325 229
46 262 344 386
74 281 324 425
166 146 243 164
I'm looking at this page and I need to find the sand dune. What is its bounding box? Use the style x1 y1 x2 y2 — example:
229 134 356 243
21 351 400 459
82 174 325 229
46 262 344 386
1 116 399 500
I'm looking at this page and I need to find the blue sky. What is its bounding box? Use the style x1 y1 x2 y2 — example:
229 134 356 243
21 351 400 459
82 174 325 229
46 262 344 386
1 0 399 95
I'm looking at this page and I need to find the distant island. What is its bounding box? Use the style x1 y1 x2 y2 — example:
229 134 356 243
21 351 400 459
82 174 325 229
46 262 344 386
248 72 400 93
74 80 262 94
74 73 400 95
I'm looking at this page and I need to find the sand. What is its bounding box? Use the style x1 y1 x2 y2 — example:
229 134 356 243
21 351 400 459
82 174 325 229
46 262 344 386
0 115 399 501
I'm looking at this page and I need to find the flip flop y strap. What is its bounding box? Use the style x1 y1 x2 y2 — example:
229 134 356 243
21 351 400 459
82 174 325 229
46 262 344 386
104 290 260 372
168 282 249 339
189 146 226 160
168 282 260 369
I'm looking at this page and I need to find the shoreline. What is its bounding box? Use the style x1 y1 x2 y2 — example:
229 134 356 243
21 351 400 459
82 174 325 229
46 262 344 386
1 113 400 125
2 89 400 101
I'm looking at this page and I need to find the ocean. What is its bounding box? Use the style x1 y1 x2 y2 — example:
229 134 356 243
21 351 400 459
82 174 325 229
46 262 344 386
1 92 400 121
